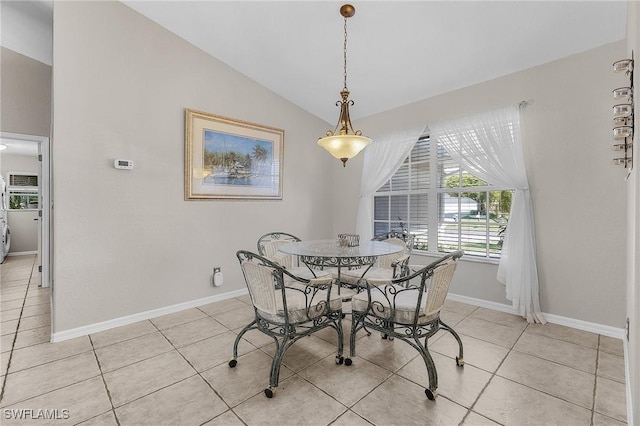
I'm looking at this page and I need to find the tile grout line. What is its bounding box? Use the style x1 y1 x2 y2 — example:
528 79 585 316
0 255 36 405
195 301 294 413
3 282 623 425
263 306 418 414
463 320 612 424
88 334 122 426
198 299 373 420
457 318 528 426
433 306 488 426
148 319 240 424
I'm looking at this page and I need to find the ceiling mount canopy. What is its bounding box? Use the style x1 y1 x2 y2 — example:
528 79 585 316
317 4 371 167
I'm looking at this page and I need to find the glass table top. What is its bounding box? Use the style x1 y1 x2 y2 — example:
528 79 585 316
279 239 403 258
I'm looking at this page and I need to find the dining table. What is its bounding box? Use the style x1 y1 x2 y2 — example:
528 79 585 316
278 239 403 298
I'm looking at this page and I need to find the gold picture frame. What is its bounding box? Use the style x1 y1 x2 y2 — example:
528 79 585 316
185 109 284 200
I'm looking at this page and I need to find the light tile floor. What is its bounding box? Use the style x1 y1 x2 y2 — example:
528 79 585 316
0 255 628 425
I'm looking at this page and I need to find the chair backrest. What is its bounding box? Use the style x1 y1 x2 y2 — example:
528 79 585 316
238 250 299 316
391 250 462 313
423 256 460 317
237 250 334 325
362 251 462 324
241 257 278 315
373 232 415 276
376 237 408 269
374 230 412 244
257 232 301 269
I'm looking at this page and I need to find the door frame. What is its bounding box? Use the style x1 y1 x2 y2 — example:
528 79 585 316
0 131 51 288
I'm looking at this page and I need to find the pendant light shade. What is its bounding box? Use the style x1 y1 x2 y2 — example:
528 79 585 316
317 4 371 167
318 133 371 164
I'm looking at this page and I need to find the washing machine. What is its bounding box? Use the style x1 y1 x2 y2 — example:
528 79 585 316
0 176 10 263
1 219 10 262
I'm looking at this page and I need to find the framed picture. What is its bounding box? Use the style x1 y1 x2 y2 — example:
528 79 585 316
185 109 284 200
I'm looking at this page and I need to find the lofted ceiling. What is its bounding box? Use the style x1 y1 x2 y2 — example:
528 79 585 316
1 1 629 125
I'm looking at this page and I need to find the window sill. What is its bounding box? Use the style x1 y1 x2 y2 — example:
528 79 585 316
412 250 500 265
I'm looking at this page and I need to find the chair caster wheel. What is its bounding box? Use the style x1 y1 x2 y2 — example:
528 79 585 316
228 359 237 368
264 387 275 398
425 388 438 400
456 357 464 367
381 334 388 339
344 358 352 366
336 356 344 365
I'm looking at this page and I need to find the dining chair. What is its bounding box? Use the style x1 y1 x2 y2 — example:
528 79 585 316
257 232 331 280
349 250 464 400
230 250 346 398
338 231 415 287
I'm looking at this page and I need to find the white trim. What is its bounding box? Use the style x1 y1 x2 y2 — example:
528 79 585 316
542 312 625 339
51 288 626 346
8 250 38 256
447 292 626 338
624 337 634 426
51 288 249 343
0 132 51 290
447 292 518 315
413 251 500 266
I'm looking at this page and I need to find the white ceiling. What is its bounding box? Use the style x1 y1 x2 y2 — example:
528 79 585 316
1 1 629 125
122 1 628 123
0 137 39 156
0 0 53 65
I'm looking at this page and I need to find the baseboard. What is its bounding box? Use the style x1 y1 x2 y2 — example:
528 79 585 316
542 312 625 339
52 288 625 342
51 288 249 343
446 292 626 339
8 250 38 256
447 293 519 316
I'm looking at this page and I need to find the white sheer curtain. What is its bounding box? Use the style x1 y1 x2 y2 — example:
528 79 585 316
356 126 426 240
430 105 545 323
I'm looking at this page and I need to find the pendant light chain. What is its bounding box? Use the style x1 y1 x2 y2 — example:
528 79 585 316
343 16 349 91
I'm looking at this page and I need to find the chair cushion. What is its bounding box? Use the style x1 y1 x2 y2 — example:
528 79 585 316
258 285 343 324
351 284 437 325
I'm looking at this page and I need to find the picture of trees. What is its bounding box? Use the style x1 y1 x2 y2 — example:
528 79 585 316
201 130 274 187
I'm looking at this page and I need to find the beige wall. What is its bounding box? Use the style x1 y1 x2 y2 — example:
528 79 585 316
336 41 628 327
626 1 639 422
52 1 334 332
51 1 628 339
0 46 51 136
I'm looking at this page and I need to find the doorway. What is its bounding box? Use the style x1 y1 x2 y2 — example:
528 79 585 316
0 132 51 289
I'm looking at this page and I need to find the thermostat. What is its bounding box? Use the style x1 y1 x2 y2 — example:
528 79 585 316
114 159 134 170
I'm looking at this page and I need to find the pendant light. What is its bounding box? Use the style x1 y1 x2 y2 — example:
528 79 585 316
317 4 371 167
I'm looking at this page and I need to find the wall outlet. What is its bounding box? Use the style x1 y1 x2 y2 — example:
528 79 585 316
213 267 223 287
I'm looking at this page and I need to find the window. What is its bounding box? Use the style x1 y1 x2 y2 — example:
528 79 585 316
8 173 37 188
8 191 39 210
373 136 513 259
6 172 39 211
